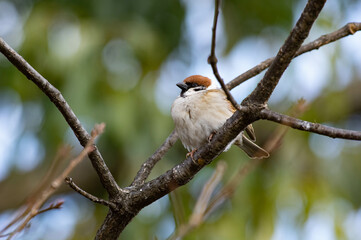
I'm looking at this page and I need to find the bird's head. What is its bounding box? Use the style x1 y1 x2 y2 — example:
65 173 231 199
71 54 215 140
176 75 212 97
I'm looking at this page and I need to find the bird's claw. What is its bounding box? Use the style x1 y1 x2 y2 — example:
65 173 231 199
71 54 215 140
186 149 198 164
208 131 217 143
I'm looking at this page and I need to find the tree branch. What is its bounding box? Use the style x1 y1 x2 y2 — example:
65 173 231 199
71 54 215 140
0 38 120 199
131 130 178 187
65 177 116 209
226 22 361 90
260 109 361 140
242 0 326 106
208 0 240 110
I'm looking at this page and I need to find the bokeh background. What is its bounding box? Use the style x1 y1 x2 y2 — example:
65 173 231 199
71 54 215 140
1 0 361 239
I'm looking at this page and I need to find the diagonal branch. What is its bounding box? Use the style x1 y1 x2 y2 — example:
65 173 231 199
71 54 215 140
226 22 361 90
0 38 120 198
260 109 361 140
208 0 240 110
131 130 178 187
243 0 327 106
65 177 117 209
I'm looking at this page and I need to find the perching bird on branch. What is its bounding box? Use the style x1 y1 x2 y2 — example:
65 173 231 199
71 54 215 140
171 75 269 160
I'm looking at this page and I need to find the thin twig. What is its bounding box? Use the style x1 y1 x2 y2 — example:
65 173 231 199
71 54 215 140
0 38 119 198
243 0 327 106
260 109 361 140
65 177 116 209
1 147 71 235
208 0 240 110
0 124 105 240
205 159 259 217
226 22 361 90
37 201 64 215
131 130 178 187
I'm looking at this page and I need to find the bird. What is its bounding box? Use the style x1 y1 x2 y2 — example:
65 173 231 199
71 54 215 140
171 75 269 160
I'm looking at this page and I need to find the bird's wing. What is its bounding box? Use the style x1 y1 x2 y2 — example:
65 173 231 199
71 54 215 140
235 135 269 159
207 89 256 141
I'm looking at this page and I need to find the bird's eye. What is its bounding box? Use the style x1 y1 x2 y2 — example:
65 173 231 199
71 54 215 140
194 87 205 92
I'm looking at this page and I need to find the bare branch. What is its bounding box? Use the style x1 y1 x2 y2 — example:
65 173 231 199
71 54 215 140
37 201 64 215
208 0 240 110
0 124 105 239
131 130 178 187
226 22 361 90
260 109 361 140
0 38 119 198
65 177 116 209
243 0 326 106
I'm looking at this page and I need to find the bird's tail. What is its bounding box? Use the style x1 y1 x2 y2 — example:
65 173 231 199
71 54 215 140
235 135 269 159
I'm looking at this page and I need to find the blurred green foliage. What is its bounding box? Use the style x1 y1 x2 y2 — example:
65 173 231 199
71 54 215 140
0 0 361 239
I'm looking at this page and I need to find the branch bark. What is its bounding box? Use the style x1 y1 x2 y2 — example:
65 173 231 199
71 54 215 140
260 109 361 140
65 177 116 209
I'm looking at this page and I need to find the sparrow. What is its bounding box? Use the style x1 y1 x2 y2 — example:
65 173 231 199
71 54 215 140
171 75 269 160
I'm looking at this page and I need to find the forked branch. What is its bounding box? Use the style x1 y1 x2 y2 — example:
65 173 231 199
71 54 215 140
243 0 327 106
226 22 361 90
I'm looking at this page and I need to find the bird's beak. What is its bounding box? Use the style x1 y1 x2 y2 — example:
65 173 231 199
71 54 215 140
176 82 188 91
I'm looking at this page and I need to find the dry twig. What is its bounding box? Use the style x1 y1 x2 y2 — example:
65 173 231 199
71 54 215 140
0 123 105 240
65 177 116 209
